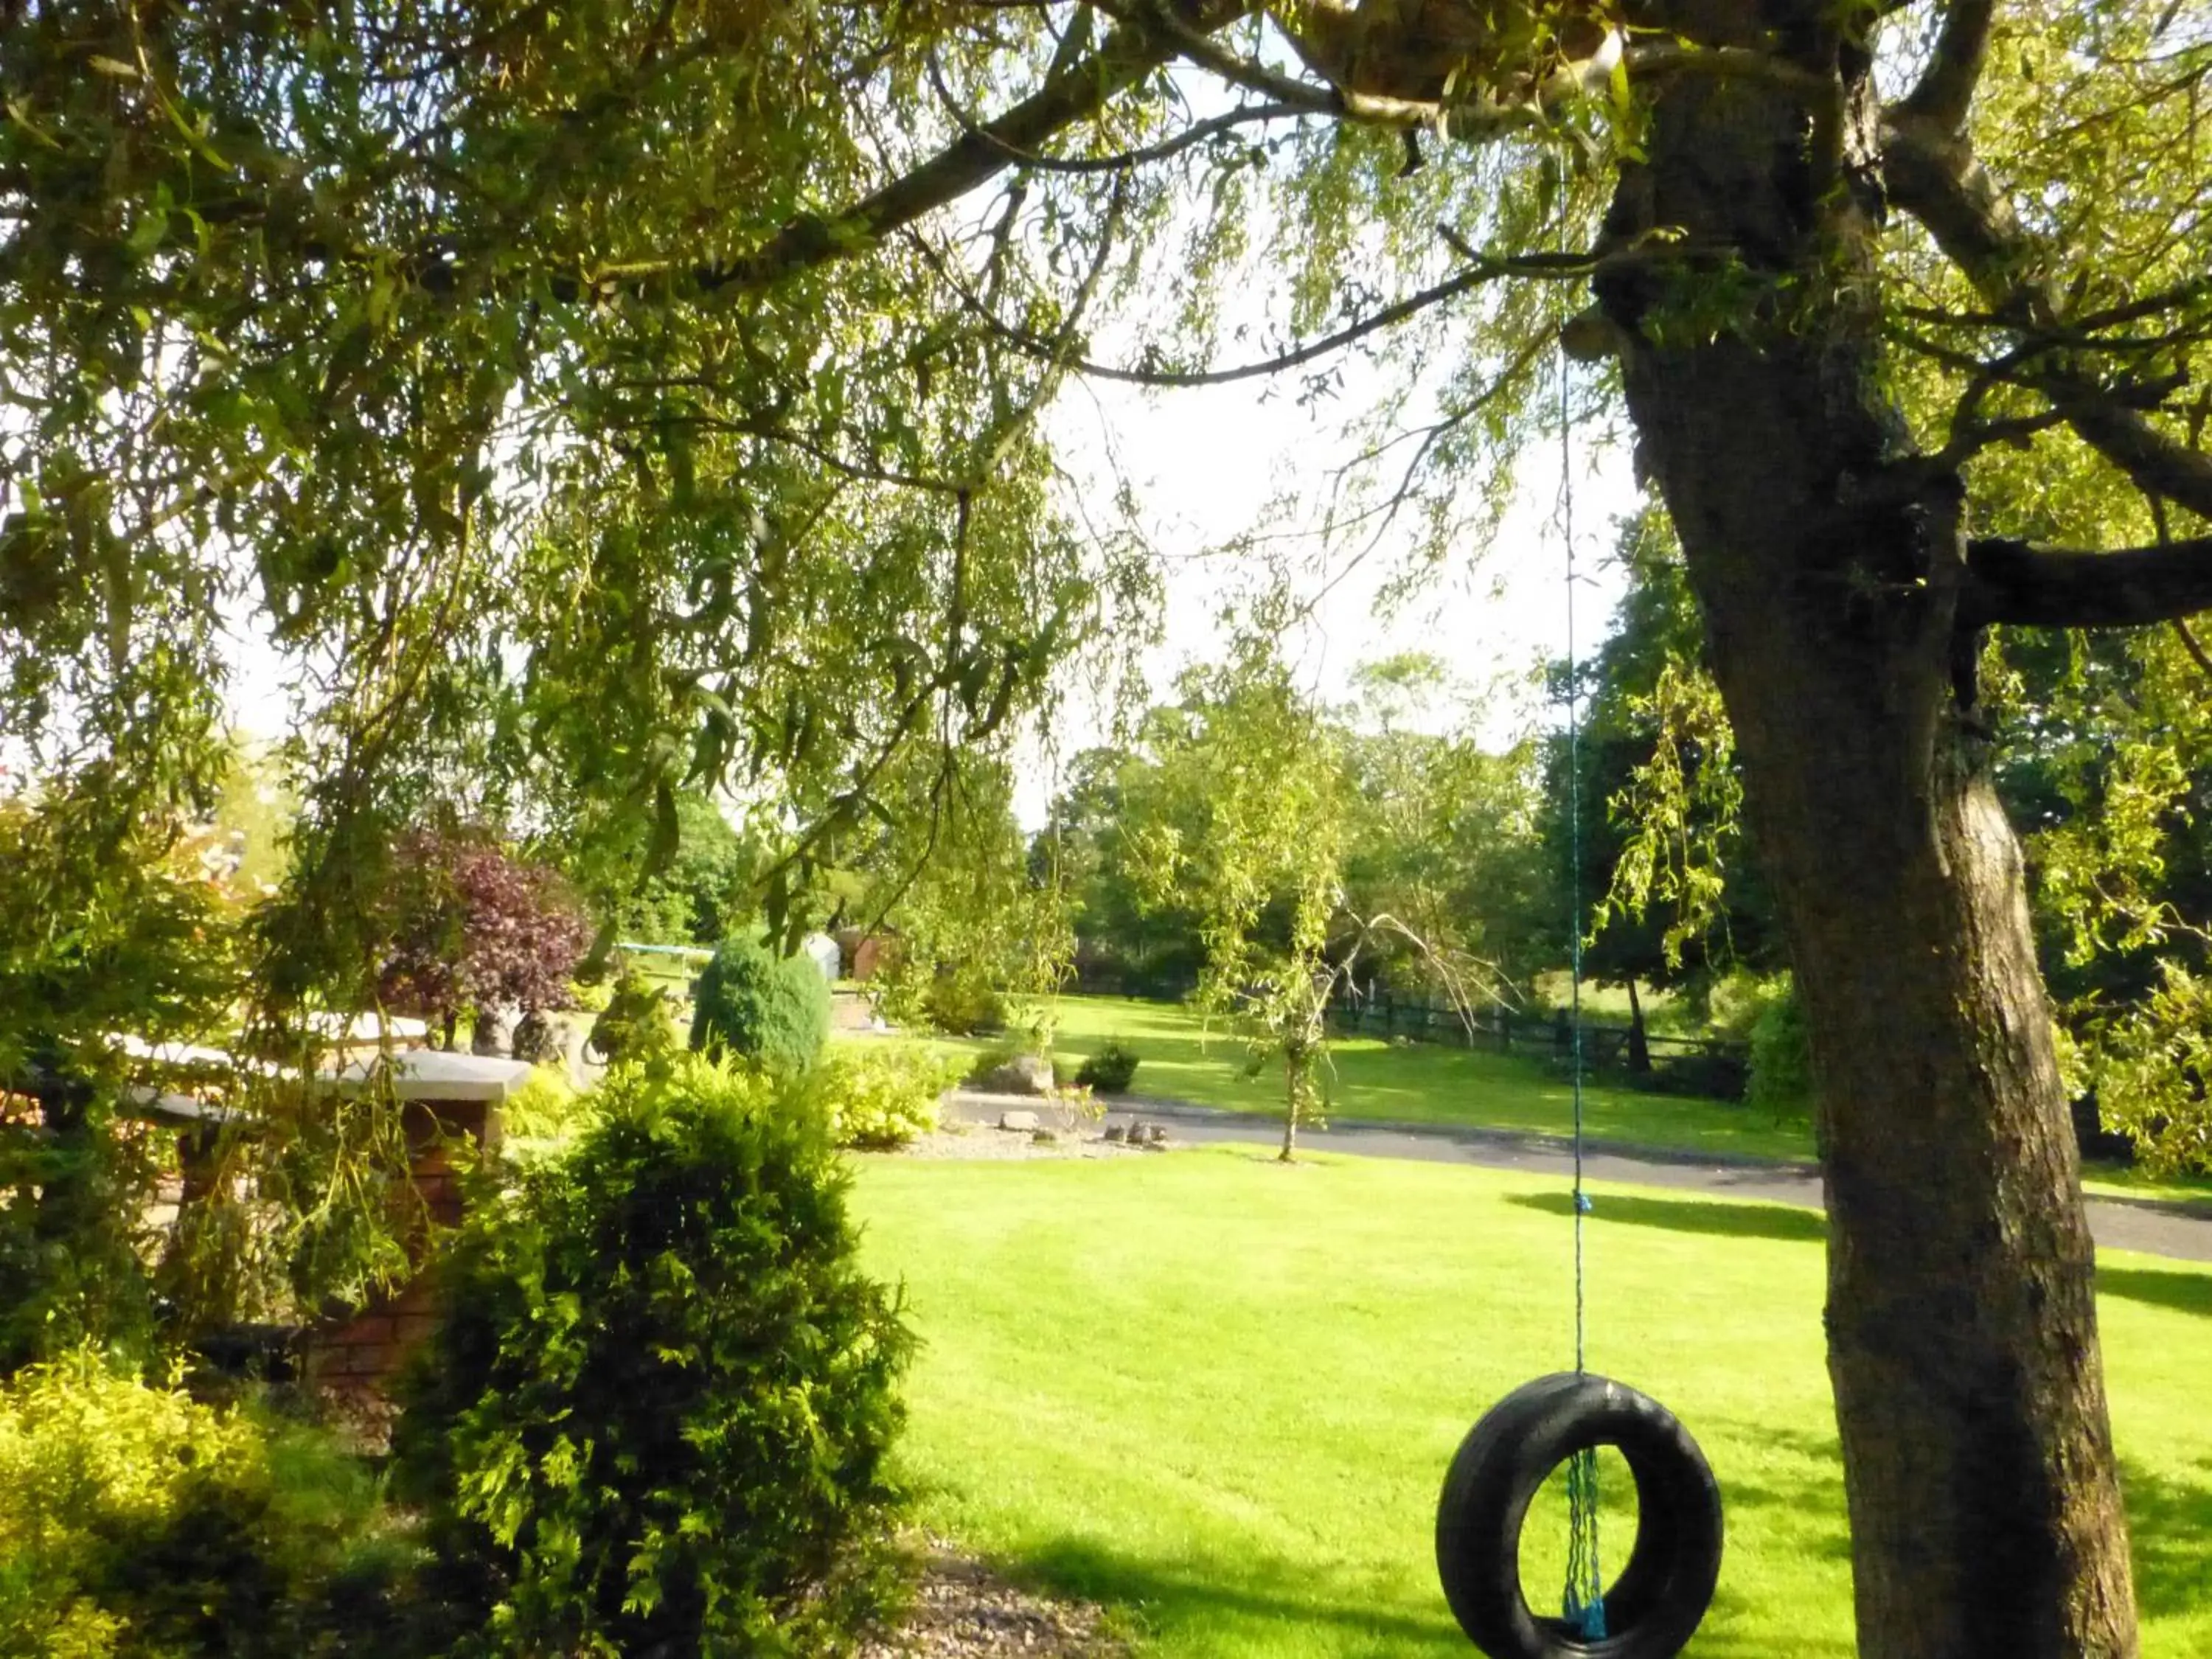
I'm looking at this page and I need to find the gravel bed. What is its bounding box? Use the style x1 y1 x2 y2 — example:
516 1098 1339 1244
861 1541 1126 1658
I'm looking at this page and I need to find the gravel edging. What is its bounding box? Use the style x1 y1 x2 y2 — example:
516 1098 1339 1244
861 1539 1127 1658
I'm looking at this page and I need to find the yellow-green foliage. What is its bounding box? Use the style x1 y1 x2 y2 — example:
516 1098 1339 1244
0 1351 261 1657
0 1351 413 1658
808 1044 961 1150
498 1065 595 1144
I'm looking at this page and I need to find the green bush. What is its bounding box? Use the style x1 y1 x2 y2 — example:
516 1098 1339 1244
964 1043 1052 1091
1746 977 1814 1121
393 1058 912 1657
689 936 832 1076
585 967 678 1067
0 1349 410 1658
920 972 1004 1037
805 1045 960 1150
1074 1041 1140 1095
498 1065 595 1145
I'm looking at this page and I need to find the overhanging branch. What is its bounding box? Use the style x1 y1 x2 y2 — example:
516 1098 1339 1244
1883 116 2212 524
688 0 1256 299
1962 533 2212 628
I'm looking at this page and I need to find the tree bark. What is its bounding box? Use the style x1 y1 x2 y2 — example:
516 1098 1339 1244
1595 10 2139 1655
1624 978 1652 1074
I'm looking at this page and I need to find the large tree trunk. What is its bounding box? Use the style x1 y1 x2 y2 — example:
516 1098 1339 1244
1594 10 2139 1655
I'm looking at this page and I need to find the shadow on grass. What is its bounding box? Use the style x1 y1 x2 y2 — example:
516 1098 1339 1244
2121 1455 2212 1619
2097 1265 2212 1318
1508 1189 1827 1245
999 1526 1848 1659
1006 1535 1465 1655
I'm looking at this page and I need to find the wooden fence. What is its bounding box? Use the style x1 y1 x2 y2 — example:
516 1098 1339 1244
1325 991 1751 1098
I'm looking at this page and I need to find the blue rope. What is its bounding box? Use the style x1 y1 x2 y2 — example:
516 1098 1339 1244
1558 349 1606 1642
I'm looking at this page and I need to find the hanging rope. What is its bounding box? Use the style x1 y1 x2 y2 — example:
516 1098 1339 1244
1557 346 1607 1642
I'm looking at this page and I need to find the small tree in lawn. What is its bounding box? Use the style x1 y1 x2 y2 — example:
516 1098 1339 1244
1132 639 1347 1161
376 830 591 1048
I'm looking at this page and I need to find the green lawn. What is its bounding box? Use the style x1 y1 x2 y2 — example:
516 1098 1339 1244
913 995 2212 1205
854 1147 2212 1658
928 995 1816 1164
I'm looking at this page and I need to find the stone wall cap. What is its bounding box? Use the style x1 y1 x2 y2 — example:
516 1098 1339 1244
329 1051 536 1102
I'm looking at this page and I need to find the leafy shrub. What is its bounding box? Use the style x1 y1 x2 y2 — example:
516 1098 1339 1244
963 1043 1056 1095
1074 1041 1140 1095
586 967 678 1067
375 829 591 1043
498 1066 595 1144
393 1059 912 1657
804 1045 959 1150
920 972 1004 1037
689 936 832 1077
0 1349 408 1658
1746 977 1814 1120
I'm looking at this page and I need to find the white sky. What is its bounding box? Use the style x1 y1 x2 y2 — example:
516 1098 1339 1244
1008 366 1640 824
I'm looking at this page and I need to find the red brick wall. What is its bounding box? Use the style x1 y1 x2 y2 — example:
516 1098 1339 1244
306 1094 498 1399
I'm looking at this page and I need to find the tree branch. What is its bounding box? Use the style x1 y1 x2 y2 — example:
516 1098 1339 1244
1883 115 2212 523
690 0 1256 298
922 243 1593 386
1895 0 1997 133
924 43 1302 174
1962 534 2212 628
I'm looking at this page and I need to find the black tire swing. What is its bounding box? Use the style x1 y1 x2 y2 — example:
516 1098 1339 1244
1434 354 1723 1659
1435 1372 1722 1658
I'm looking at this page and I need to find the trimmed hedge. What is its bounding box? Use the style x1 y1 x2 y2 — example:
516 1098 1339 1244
689 936 831 1077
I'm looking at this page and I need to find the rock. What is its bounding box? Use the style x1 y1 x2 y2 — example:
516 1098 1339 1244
974 1053 1054 1095
470 1007 515 1057
509 1011 560 1065
998 1109 1041 1132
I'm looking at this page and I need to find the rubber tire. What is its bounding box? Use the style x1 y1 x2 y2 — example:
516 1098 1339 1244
1436 1372 1722 1659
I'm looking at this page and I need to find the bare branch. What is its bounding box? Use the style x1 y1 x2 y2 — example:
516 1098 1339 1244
921 238 1589 386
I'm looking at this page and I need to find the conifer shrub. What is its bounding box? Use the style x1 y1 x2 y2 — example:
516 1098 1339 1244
1074 1041 1141 1095
393 1059 911 1656
688 936 832 1077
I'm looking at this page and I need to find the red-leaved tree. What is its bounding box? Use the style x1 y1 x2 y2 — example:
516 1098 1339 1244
375 830 590 1047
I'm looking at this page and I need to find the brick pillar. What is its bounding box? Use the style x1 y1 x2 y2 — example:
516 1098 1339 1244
307 1093 500 1399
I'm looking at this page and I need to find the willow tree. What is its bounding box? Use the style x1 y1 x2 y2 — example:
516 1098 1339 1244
4 0 2208 1650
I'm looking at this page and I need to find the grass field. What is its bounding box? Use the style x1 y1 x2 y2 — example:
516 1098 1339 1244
854 1146 2212 1658
917 995 2212 1205
935 996 1815 1164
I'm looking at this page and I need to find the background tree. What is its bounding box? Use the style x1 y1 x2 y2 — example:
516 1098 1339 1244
1335 654 1553 1009
1040 743 1208 1000
1128 637 1351 1159
581 789 765 950
1545 511 1782 1066
375 830 592 1048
